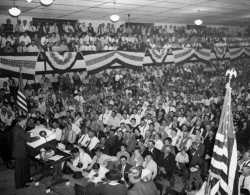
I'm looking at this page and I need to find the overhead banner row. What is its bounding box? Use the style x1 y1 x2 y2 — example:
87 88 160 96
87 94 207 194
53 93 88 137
1 46 250 79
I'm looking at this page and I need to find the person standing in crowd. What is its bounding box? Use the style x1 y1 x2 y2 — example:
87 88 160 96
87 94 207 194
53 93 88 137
128 166 159 195
239 161 250 194
156 145 176 195
12 115 38 189
94 169 127 195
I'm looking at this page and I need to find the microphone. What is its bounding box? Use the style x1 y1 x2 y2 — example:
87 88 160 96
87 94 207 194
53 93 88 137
39 130 48 143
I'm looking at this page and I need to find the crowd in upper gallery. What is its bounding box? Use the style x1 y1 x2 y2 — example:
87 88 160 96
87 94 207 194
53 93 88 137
0 18 250 53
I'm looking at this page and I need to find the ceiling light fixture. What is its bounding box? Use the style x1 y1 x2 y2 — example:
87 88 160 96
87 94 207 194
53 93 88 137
9 7 21 17
9 0 21 17
26 0 33 3
40 0 54 6
110 14 120 22
194 19 203 25
110 0 120 23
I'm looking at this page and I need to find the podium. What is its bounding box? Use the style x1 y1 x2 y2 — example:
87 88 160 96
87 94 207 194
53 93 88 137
27 128 72 192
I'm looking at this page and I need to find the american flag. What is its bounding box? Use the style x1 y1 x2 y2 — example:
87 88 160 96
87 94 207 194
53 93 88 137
206 82 238 195
17 90 28 113
16 63 28 113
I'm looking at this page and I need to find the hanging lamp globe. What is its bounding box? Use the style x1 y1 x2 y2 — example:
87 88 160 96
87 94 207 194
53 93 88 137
40 0 54 6
194 19 203 26
110 14 120 22
9 7 21 17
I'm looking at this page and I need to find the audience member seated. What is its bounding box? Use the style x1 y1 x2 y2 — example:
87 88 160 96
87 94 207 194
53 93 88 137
63 147 92 178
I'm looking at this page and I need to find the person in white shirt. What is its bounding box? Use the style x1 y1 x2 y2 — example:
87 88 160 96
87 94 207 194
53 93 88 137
154 133 164 151
142 153 157 180
27 41 39 52
239 161 250 194
86 163 109 184
28 21 37 32
63 22 75 33
64 147 92 176
99 108 111 125
74 90 85 104
73 112 83 128
137 119 149 138
19 32 31 46
78 130 100 152
106 111 121 128
88 148 117 169
22 20 30 32
41 34 49 47
51 119 62 141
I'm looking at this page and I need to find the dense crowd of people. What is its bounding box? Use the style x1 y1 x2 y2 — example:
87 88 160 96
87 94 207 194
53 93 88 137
1 18 250 54
0 54 249 194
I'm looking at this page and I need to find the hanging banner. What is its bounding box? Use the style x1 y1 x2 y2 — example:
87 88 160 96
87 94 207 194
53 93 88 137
212 45 229 60
83 51 144 73
194 49 211 61
45 52 85 72
1 46 250 76
0 54 38 79
147 48 171 63
229 48 244 60
173 48 193 64
244 47 250 57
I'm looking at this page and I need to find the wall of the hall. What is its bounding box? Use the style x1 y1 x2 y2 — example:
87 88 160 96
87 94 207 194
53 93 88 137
0 14 247 36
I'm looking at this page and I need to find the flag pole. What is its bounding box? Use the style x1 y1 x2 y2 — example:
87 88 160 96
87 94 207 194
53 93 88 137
18 63 23 92
201 68 237 195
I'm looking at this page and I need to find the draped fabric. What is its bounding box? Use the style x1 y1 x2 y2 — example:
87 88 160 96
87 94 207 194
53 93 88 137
45 52 79 72
83 51 144 73
147 48 171 64
1 47 250 78
0 55 38 79
212 45 229 60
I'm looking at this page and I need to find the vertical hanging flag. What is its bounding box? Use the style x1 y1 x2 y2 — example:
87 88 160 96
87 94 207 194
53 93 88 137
17 90 28 113
17 64 28 113
205 69 238 195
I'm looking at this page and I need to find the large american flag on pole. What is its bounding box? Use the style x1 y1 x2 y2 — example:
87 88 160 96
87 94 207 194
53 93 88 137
205 79 238 195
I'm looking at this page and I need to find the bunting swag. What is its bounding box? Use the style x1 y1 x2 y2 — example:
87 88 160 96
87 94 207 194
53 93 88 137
212 45 229 60
0 55 37 79
147 48 171 63
229 47 250 60
229 48 245 60
244 47 250 56
1 47 250 76
84 51 144 73
45 52 79 72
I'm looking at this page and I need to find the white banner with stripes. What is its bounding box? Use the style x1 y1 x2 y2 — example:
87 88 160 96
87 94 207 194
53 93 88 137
0 55 37 75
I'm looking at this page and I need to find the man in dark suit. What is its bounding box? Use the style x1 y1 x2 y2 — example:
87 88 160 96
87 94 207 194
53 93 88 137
187 137 205 190
12 115 37 189
117 155 132 183
142 140 162 165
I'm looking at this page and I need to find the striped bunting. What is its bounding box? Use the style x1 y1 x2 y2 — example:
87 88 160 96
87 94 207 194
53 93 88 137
148 48 170 63
84 51 144 72
17 90 28 113
206 82 238 195
0 55 37 77
45 52 78 71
